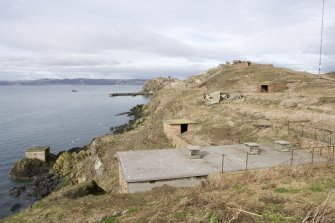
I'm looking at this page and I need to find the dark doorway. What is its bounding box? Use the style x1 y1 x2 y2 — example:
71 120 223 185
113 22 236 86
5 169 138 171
261 85 269 93
181 124 188 133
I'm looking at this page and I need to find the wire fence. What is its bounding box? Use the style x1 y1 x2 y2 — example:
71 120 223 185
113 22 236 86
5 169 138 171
239 113 334 145
221 146 335 173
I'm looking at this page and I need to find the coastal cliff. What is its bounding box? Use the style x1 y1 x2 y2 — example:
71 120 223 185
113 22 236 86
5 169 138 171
4 63 335 222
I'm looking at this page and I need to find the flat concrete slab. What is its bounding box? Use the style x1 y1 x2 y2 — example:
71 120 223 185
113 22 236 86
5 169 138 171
164 119 198 125
116 145 326 183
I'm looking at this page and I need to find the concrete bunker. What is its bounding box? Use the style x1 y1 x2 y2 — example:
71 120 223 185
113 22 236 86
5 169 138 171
257 82 288 93
116 144 325 193
25 146 50 162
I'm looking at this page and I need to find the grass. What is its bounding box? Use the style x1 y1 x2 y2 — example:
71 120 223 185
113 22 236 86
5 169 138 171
262 211 300 223
274 187 301 194
172 212 187 221
309 183 324 192
100 216 119 223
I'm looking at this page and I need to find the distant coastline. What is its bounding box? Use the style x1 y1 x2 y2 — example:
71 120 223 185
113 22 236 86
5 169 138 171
0 78 147 86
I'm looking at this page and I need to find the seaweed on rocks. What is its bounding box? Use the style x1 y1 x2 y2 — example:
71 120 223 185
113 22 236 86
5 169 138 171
110 104 145 134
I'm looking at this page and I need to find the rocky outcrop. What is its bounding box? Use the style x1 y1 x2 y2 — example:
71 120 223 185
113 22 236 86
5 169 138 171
32 172 61 199
141 77 184 93
10 158 48 179
62 180 104 199
110 104 146 134
8 186 25 197
52 152 75 177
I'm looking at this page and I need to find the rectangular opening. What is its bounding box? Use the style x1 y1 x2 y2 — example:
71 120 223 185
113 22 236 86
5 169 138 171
180 124 188 133
261 85 269 93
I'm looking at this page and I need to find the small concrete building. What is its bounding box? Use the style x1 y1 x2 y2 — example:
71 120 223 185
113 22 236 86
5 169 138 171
257 82 288 93
163 119 198 148
116 145 325 193
25 146 50 162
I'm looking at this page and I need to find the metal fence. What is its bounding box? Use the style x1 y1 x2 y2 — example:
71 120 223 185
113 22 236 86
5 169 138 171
221 146 335 173
239 113 334 145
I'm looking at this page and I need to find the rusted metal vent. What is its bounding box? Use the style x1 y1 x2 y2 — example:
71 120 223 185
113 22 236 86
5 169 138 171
189 149 201 159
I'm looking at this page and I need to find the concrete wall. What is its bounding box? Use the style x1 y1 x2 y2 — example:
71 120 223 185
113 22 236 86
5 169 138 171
127 176 207 193
119 162 128 193
25 150 49 162
257 83 288 93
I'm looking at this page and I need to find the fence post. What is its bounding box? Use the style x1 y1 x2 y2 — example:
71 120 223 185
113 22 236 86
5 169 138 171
246 152 249 171
332 146 335 163
287 121 290 133
312 148 314 164
330 131 333 145
221 154 225 174
290 149 294 165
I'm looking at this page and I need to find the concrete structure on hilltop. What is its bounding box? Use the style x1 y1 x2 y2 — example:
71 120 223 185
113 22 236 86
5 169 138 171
232 60 251 68
116 144 325 193
25 146 50 162
257 82 288 93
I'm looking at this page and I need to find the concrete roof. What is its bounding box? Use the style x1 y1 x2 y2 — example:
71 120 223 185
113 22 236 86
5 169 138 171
116 145 325 183
26 146 50 152
164 119 198 125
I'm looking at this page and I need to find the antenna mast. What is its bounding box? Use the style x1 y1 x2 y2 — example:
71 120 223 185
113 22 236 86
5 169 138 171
318 0 325 75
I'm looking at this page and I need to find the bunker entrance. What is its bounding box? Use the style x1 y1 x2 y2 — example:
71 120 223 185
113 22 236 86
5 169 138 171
181 124 188 133
261 85 269 93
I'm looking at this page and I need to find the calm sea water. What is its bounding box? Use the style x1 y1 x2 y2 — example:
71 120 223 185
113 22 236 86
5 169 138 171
0 85 147 219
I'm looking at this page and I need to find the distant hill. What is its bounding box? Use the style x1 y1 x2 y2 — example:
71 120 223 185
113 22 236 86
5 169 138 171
0 78 147 86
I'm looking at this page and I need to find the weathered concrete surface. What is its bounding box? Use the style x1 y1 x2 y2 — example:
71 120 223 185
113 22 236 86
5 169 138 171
117 144 325 183
205 91 221 105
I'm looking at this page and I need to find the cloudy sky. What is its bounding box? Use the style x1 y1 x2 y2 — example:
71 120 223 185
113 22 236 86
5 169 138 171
0 0 334 80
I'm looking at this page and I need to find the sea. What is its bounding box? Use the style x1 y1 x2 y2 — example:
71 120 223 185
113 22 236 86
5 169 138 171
0 85 147 219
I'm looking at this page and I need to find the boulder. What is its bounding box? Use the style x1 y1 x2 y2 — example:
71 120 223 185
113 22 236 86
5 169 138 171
8 186 25 197
10 203 22 212
10 158 48 179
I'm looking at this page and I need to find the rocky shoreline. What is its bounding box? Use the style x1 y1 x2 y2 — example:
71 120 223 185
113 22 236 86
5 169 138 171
110 104 145 134
8 157 62 213
6 104 145 215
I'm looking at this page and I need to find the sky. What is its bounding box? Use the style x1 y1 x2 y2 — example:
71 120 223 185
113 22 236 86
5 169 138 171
0 0 334 80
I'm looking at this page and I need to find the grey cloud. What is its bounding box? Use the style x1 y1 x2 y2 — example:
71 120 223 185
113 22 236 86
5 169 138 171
0 0 334 80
